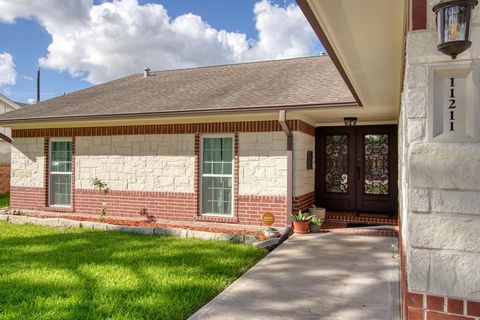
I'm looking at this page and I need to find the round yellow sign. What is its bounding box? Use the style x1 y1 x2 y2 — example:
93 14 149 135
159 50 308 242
262 212 275 226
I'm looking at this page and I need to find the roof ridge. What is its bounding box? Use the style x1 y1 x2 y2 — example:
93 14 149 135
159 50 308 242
144 55 328 75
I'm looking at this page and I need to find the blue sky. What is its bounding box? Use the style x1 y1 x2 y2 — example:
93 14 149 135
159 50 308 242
0 0 322 103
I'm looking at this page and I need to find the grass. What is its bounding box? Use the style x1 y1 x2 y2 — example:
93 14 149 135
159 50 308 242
0 222 266 320
0 192 8 208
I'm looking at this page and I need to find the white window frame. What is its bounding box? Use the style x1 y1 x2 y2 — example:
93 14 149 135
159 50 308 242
200 134 235 217
48 137 73 208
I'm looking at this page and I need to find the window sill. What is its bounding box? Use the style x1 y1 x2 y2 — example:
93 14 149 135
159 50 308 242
46 206 74 213
195 215 238 224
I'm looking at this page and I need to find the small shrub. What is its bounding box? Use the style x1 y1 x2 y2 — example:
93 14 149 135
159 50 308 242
291 210 312 222
309 216 322 226
90 178 110 219
90 177 110 194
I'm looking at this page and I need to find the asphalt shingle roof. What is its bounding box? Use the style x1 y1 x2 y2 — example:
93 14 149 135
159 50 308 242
0 56 355 123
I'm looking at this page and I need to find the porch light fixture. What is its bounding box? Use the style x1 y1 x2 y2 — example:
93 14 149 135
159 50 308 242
433 0 478 59
344 117 357 126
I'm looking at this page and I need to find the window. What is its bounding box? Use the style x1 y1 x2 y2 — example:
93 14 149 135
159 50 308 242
49 139 72 206
201 136 233 215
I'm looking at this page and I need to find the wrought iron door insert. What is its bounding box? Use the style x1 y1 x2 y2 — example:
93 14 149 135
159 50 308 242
316 125 397 214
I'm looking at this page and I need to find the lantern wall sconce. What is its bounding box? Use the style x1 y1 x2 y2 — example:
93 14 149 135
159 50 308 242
433 0 478 59
344 117 358 126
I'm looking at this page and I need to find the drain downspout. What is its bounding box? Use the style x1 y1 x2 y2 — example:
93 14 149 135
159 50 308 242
278 110 293 241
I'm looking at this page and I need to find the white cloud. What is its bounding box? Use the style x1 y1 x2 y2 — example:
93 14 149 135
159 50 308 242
0 52 16 86
23 75 34 81
0 0 319 84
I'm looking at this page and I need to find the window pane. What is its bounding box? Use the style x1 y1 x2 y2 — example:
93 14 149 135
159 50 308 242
223 138 232 150
51 141 72 173
203 162 212 174
364 134 389 195
223 163 232 175
201 137 233 215
50 174 71 206
212 149 222 161
213 163 223 174
202 177 232 215
325 134 348 193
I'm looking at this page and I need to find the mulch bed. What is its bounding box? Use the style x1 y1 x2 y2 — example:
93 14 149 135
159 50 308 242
32 214 265 239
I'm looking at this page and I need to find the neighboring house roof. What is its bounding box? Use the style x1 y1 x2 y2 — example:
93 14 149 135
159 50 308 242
0 56 356 124
0 94 25 111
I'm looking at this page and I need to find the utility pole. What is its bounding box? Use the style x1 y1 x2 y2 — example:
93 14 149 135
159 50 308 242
36 68 40 103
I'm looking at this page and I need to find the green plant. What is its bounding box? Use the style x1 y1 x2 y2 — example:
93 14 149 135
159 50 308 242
90 178 110 218
291 210 312 222
90 177 110 193
309 216 322 226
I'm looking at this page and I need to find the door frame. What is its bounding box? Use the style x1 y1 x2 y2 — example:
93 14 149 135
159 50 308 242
315 125 398 214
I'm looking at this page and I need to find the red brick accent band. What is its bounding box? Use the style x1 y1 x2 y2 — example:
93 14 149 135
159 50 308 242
237 195 287 227
0 164 10 193
10 186 288 227
234 133 240 218
407 292 480 319
293 191 315 212
12 120 315 138
411 0 427 31
43 138 49 207
75 189 197 220
10 187 47 209
194 133 200 216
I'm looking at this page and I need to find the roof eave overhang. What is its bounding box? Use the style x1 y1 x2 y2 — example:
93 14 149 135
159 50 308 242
0 101 359 127
296 0 406 118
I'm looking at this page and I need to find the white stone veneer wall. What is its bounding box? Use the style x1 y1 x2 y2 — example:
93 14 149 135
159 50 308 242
11 137 44 187
401 3 480 299
293 131 315 197
75 134 195 193
238 132 287 196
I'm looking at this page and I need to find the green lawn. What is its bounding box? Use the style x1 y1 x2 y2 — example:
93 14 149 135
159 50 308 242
0 222 266 320
0 192 8 208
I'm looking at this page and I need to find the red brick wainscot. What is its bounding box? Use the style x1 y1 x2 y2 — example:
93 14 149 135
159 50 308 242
0 164 10 193
10 186 288 227
10 186 46 209
407 292 480 320
293 191 315 212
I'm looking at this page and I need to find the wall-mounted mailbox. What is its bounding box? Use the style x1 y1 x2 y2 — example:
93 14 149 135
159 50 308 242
428 62 479 143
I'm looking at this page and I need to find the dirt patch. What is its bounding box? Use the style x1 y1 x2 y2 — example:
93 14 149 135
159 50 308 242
33 214 265 239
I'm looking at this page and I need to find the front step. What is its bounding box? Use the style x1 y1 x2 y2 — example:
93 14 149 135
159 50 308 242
320 212 398 237
324 211 397 226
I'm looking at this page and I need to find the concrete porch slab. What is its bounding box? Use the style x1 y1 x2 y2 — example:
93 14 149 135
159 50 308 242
190 233 400 320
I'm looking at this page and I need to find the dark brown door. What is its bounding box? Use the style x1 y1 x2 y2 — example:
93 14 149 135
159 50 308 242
315 125 398 214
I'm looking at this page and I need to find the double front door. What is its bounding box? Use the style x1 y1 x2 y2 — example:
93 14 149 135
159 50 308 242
315 125 398 214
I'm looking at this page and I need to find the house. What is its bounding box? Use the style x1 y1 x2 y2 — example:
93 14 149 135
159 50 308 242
0 57 356 227
1 0 479 319
0 94 24 193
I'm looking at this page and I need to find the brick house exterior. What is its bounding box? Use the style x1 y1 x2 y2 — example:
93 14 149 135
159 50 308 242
9 121 316 228
1 57 343 228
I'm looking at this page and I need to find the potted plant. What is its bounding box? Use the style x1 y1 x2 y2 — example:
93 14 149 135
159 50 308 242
309 216 322 233
291 210 311 234
264 227 280 238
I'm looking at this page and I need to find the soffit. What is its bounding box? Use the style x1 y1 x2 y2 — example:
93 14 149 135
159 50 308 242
300 0 406 124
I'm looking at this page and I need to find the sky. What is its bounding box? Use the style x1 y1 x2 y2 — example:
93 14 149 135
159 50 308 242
0 0 323 103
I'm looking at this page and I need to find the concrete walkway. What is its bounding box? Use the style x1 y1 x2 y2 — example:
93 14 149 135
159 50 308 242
190 233 400 320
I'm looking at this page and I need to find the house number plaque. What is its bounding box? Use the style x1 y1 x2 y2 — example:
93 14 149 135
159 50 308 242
448 77 456 132
427 62 479 143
